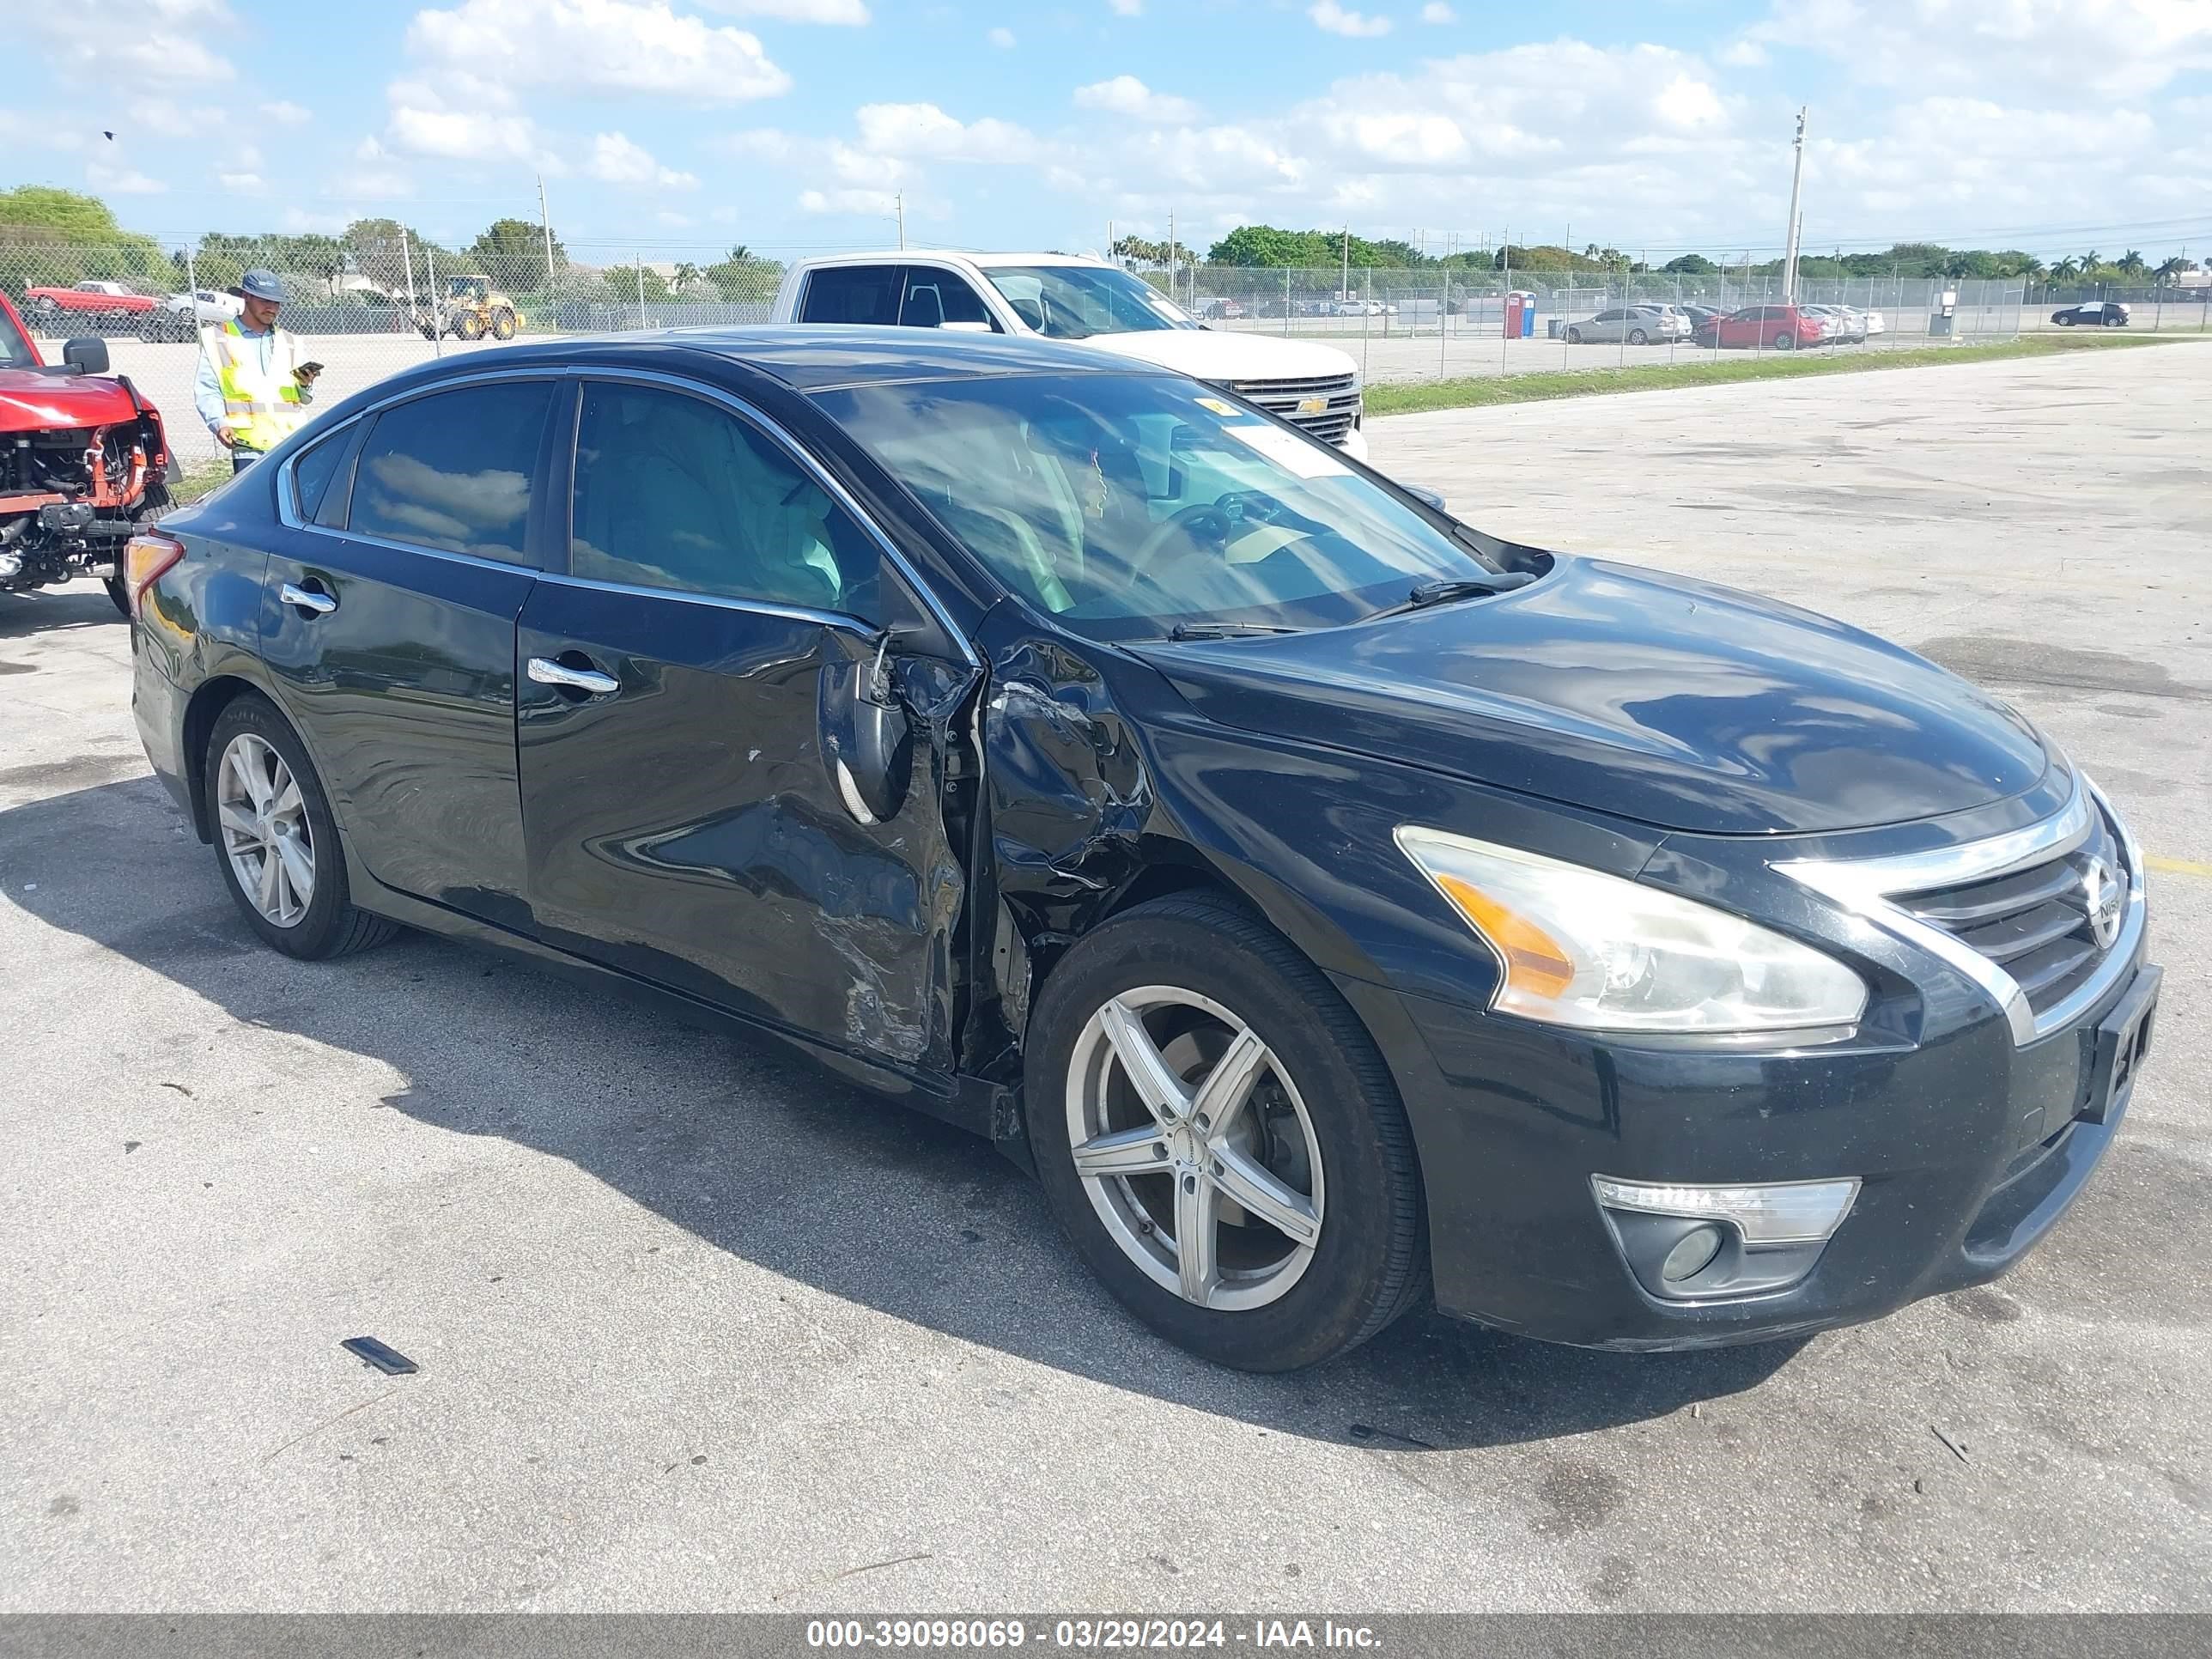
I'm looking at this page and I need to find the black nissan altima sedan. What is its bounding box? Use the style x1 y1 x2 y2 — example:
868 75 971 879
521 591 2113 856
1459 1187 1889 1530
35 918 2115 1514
124 328 2159 1371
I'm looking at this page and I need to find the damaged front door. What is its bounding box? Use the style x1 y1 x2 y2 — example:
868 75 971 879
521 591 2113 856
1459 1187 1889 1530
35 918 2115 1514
515 376 975 1085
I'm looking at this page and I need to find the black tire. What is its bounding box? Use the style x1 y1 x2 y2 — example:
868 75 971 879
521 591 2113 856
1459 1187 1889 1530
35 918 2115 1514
204 694 398 961
1628 328 1649 346
1566 326 1583 343
1025 896 1428 1371
490 307 517 341
2105 314 2125 328
2057 314 2075 326
1773 331 1796 350
104 577 130 617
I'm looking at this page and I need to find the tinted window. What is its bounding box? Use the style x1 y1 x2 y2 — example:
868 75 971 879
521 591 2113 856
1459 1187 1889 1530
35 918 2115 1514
289 424 351 522
799 265 902 325
569 381 880 616
348 381 554 562
978 264 1199 338
900 268 995 329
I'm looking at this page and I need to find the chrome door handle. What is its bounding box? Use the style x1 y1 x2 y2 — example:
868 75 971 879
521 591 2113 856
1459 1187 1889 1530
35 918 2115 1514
279 582 336 616
527 656 620 696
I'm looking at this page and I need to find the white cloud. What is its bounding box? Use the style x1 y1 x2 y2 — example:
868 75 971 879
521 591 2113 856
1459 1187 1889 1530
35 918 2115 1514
586 131 700 188
1108 0 1142 14
656 210 696 227
403 0 790 102
219 172 266 193
1421 3 1456 21
29 0 235 85
1310 1 1391 38
853 102 1036 162
988 26 1015 47
1654 73 1724 130
261 100 313 125
1719 39 1768 67
1074 75 1200 124
387 100 544 161
800 186 900 215
86 161 166 194
696 0 869 20
328 166 415 199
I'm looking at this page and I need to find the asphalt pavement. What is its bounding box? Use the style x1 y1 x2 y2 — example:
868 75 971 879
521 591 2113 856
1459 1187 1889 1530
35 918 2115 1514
1 340 2206 1612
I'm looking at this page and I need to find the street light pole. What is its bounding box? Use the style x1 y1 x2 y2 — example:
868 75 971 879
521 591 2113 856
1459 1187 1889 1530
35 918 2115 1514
1782 106 1808 303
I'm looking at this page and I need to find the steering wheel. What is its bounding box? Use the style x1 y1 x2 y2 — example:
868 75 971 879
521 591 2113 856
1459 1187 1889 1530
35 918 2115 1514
1133 502 1233 571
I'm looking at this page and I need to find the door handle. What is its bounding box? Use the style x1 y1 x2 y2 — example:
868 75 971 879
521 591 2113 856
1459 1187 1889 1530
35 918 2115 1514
527 656 620 696
279 581 336 617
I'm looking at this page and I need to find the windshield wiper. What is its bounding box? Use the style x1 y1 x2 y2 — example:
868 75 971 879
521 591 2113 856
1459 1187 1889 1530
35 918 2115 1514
1364 572 1535 622
1166 621 1301 641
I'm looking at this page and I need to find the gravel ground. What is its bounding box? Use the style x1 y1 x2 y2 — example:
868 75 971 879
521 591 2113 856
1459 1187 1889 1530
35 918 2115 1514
1 340 2206 1613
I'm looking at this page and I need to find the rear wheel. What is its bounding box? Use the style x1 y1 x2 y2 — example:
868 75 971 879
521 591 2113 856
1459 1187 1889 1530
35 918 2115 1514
204 695 397 961
2104 313 2125 328
1026 896 1427 1371
1773 331 1796 350
453 312 486 342
1628 327 1649 346
489 307 517 341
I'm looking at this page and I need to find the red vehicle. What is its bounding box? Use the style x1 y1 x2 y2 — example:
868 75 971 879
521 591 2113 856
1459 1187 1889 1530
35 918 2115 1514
0 292 176 613
1692 303 1827 351
24 280 160 318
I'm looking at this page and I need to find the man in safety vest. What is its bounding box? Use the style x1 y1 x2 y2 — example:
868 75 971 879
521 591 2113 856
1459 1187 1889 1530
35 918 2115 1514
192 268 321 472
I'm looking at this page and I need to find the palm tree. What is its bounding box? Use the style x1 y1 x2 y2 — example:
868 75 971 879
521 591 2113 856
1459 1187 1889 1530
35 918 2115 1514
2051 257 2081 283
672 261 700 294
2117 249 2146 277
2155 255 2187 286
2079 249 2101 275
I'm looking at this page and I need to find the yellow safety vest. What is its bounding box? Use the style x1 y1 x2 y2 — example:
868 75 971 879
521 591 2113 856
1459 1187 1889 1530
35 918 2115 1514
210 319 307 452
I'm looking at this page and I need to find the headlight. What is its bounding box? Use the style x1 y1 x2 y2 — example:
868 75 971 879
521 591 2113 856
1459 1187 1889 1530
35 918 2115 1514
1394 827 1868 1035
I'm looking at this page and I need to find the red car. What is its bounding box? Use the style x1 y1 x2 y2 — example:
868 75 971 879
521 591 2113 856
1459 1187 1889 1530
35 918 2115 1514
24 280 160 318
0 292 176 612
1692 303 1827 351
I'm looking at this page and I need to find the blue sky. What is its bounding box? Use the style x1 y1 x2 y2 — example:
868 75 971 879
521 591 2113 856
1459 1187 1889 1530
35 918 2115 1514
9 0 2211 264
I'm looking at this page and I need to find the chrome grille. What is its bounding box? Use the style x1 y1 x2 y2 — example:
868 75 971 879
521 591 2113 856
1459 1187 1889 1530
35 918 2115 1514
1224 373 1360 447
1893 803 2127 1017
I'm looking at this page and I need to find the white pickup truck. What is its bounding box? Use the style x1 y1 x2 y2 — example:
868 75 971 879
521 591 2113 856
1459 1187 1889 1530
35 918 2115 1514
771 252 1369 461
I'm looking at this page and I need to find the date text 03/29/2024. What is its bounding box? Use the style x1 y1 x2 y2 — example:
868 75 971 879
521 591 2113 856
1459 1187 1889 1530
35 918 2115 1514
804 1619 1382 1650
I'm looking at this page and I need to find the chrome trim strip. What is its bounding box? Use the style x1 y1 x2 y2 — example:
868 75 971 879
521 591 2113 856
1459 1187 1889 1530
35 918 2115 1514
572 366 978 668
530 568 878 638
1772 773 2144 1047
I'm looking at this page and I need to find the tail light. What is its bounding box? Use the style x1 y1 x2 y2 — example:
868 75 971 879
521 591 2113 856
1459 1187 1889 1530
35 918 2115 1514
122 530 185 617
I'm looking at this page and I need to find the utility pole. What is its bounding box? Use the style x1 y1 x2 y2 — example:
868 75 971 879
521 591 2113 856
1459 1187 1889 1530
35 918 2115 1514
537 173 556 289
1341 226 1350 303
1168 210 1179 304
1782 106 1808 303
895 191 905 250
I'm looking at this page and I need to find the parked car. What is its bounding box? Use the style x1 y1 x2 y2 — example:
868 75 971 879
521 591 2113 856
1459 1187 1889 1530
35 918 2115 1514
1565 305 1693 345
2052 301 2130 327
1201 298 1247 321
24 280 159 319
1693 304 1828 350
0 293 176 611
127 328 2156 1370
141 289 245 341
774 252 1368 457
1678 304 1724 332
1802 304 1868 343
1862 309 1887 337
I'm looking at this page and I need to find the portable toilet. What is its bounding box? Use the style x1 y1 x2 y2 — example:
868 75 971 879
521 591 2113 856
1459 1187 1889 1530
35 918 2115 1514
1503 290 1537 338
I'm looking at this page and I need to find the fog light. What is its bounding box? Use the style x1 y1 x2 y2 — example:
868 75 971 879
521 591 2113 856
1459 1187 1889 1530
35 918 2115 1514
1661 1224 1725 1285
1590 1175 1860 1243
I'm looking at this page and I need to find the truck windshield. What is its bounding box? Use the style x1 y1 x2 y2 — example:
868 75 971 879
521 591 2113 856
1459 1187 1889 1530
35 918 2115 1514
981 266 1199 339
1 306 33 368
816 371 1503 641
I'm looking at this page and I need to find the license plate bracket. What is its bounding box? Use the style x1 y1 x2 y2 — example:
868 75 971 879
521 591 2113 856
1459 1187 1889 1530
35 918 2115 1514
2081 964 2160 1125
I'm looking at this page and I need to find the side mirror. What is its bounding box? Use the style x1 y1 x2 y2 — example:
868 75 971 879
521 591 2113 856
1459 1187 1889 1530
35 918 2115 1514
62 337 111 376
820 630 913 826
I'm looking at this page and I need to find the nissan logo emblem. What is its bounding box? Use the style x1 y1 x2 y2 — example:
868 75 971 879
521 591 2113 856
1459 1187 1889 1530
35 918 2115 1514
2081 858 2124 951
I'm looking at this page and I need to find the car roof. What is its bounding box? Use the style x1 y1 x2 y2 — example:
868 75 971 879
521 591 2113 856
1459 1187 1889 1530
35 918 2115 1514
361 325 1148 399
796 249 1105 271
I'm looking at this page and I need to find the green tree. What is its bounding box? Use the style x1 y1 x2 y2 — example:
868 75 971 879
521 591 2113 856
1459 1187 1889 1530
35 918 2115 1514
702 245 784 301
0 186 169 298
672 261 701 294
2116 249 2146 277
468 216 563 281
2155 256 2187 285
1661 252 1717 275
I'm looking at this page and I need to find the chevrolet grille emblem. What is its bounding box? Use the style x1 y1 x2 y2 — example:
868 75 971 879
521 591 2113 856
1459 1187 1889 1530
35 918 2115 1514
1297 397 1328 416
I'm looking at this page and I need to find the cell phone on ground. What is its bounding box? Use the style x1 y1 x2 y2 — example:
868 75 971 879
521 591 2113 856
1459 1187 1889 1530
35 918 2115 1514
340 1336 418 1375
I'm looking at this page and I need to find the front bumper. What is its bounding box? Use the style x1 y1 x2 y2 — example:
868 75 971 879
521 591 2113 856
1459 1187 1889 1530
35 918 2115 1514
1336 944 2155 1350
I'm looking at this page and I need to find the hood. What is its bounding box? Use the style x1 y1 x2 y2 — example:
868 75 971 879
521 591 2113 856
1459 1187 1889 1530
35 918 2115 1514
0 369 139 434
1074 328 1359 385
1133 557 2051 836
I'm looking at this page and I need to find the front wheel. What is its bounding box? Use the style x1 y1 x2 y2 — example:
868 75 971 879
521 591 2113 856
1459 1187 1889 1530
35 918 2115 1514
204 695 398 960
1026 896 1427 1371
1773 331 1796 350
1627 328 1649 346
1566 326 1583 343
2057 314 2075 326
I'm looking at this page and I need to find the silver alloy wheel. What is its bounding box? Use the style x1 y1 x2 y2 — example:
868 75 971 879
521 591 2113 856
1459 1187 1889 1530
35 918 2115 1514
216 732 314 928
1064 986 1325 1311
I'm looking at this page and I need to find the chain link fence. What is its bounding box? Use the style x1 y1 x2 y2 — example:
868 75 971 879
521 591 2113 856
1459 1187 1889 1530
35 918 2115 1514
14 234 2190 467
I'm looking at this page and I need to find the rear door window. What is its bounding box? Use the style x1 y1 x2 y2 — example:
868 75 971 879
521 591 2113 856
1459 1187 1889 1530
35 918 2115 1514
899 268 996 329
799 264 902 325
289 422 353 522
345 380 556 563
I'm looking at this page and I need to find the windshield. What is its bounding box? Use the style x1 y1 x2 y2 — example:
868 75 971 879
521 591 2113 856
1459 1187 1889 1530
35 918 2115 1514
0 303 33 369
981 265 1199 339
816 372 1502 640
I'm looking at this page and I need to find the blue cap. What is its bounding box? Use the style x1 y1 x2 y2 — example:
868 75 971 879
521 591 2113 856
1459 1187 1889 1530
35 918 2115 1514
238 269 286 302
